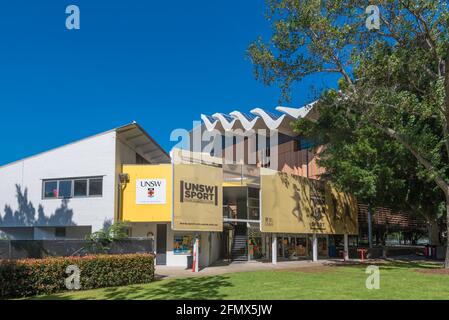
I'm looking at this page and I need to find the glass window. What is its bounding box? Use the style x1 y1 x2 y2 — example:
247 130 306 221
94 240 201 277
43 177 103 199
248 187 259 199
55 227 66 237
44 181 58 198
58 180 72 198
296 237 307 257
74 179 88 197
89 178 103 196
318 237 328 256
248 207 259 220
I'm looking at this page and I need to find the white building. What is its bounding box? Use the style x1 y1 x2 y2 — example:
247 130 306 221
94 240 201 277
0 122 170 240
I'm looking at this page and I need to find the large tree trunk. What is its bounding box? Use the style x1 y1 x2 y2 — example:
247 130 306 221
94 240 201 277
445 197 449 268
445 195 449 268
428 218 440 246
443 52 449 269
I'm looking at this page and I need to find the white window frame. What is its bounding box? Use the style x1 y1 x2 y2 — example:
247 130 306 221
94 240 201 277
42 176 104 200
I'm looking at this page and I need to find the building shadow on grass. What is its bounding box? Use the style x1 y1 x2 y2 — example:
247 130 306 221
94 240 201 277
33 275 234 300
103 275 233 300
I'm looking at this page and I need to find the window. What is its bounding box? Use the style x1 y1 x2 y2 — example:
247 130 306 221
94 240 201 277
58 180 72 198
74 179 88 197
55 227 66 238
247 187 260 220
43 177 103 199
265 136 271 157
44 181 58 199
248 187 259 199
295 137 315 151
89 178 103 196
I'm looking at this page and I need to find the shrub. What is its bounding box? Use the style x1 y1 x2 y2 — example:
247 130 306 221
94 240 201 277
85 221 131 253
0 253 154 298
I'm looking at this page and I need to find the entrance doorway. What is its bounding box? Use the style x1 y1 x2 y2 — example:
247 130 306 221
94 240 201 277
156 224 167 265
222 222 270 262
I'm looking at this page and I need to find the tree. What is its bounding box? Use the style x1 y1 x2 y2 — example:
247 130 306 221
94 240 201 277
85 221 130 253
248 0 449 266
294 96 445 245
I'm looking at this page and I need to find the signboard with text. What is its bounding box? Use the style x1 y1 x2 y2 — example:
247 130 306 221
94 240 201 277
121 164 172 223
173 164 223 232
136 179 166 205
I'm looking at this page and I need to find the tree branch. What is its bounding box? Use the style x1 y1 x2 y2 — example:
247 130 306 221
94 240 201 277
366 115 449 196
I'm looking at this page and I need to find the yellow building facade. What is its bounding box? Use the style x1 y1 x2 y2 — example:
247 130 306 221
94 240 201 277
120 158 358 267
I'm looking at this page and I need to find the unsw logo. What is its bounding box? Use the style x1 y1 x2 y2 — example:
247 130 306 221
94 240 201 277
136 179 166 205
141 180 162 199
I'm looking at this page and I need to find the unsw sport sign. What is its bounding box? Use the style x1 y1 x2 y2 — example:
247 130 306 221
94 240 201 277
180 181 218 205
136 179 166 205
173 164 223 232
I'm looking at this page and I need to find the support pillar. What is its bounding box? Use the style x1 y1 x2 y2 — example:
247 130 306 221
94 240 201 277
368 204 373 248
272 234 277 265
343 234 349 261
192 238 199 273
312 234 318 262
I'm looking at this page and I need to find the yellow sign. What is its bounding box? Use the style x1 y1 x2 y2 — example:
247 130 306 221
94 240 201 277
173 164 223 232
121 164 172 222
325 184 358 234
260 170 358 234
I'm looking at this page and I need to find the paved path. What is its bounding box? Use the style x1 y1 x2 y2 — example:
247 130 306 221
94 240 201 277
155 259 340 279
154 256 444 280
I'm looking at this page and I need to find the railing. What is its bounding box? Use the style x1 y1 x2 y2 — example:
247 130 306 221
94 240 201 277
223 206 259 221
0 239 154 260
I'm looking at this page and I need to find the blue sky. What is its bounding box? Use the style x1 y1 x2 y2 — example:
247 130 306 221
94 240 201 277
0 1 338 165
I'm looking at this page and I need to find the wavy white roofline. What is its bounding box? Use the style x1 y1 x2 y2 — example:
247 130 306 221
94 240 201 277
212 113 244 131
201 101 317 133
250 108 286 130
201 114 223 132
229 111 261 131
276 101 317 118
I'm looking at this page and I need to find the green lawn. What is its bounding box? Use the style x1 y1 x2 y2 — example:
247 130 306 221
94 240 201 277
29 261 449 300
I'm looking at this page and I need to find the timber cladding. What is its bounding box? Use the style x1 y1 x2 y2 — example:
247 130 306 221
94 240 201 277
260 170 358 235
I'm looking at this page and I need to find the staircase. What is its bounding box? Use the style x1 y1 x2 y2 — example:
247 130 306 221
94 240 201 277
231 224 248 262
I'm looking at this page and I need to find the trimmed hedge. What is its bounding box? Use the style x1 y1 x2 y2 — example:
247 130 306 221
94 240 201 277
0 253 154 298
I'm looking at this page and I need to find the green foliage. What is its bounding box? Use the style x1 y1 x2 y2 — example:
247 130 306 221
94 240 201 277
249 1 449 98
294 95 445 220
249 0 449 226
85 221 130 253
0 253 155 298
0 233 9 240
